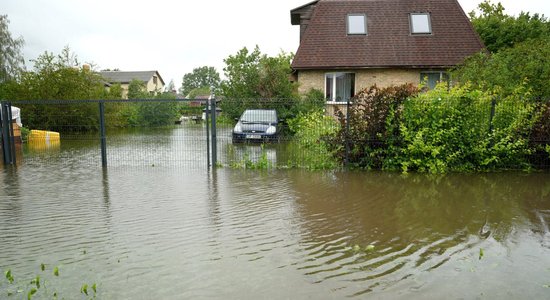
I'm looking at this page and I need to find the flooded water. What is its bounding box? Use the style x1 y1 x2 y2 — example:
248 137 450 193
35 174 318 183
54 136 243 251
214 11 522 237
1 127 550 299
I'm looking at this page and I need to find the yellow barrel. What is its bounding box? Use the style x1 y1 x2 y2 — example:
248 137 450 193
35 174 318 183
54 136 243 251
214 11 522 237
28 130 60 150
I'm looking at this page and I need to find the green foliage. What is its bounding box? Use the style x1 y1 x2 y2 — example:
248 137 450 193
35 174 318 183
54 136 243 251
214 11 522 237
2 264 97 299
3 47 108 132
127 79 149 99
180 66 219 97
327 84 420 169
396 85 535 173
293 88 325 115
188 86 211 99
220 46 297 100
229 145 273 169
287 111 340 170
0 15 25 83
127 79 180 126
219 46 301 121
453 39 550 99
469 1 550 53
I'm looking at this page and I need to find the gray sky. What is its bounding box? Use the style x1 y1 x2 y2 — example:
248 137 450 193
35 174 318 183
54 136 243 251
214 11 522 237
3 0 550 89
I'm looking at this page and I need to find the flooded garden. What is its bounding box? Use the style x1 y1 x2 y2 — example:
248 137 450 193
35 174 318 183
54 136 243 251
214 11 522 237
1 124 550 299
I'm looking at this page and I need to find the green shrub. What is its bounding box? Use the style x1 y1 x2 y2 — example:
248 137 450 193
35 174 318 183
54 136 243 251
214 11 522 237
326 84 419 169
287 110 340 170
396 84 536 173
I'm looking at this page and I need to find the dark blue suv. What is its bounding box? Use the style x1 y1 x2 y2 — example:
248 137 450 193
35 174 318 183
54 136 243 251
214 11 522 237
232 109 279 143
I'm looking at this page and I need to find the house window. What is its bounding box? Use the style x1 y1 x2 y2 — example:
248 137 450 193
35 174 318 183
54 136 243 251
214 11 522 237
325 73 355 102
420 71 449 89
410 13 432 34
153 75 158 85
347 14 367 35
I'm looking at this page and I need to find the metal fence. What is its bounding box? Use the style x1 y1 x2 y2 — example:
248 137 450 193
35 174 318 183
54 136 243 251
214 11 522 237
1 97 549 171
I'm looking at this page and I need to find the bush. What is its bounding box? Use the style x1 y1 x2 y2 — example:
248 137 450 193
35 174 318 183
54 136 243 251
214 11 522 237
396 85 536 173
287 111 340 170
326 84 419 169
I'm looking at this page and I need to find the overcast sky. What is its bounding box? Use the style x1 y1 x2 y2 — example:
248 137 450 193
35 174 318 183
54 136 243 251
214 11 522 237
3 0 550 89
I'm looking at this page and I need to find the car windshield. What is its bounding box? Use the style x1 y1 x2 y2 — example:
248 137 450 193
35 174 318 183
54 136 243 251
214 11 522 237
240 110 277 123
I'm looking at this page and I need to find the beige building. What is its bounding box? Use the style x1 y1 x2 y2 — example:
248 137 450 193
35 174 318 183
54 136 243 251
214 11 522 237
290 0 485 114
99 70 165 99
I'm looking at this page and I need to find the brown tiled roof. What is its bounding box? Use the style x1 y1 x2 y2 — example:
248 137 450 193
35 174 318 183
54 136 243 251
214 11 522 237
291 0 485 69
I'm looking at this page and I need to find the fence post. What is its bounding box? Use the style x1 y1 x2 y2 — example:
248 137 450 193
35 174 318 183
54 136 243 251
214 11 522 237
99 101 107 167
344 97 351 168
210 95 217 168
206 97 211 168
1 101 15 165
488 97 496 134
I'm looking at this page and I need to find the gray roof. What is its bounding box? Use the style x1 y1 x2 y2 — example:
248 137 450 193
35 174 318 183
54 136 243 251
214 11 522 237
99 71 165 85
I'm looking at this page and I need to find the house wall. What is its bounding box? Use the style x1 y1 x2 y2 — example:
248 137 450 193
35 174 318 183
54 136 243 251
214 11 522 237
145 76 164 94
297 68 423 116
115 79 164 99
297 68 421 94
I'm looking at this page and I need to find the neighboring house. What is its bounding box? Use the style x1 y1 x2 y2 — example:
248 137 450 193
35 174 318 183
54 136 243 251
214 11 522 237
290 0 485 113
99 70 165 99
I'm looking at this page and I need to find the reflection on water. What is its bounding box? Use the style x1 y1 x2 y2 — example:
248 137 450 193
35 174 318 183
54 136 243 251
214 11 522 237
1 161 550 298
2 126 550 298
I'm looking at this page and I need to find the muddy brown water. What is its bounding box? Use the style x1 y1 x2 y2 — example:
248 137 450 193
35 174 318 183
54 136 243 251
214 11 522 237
1 128 550 298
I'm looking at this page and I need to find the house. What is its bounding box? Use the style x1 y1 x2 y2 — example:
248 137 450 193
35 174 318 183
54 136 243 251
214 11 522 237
290 0 485 113
99 70 165 99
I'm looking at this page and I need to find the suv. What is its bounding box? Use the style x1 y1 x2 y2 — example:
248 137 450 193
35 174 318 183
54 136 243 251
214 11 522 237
232 109 279 143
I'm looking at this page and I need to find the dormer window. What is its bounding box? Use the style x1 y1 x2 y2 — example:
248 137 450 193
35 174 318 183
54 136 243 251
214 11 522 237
347 14 367 35
410 13 432 34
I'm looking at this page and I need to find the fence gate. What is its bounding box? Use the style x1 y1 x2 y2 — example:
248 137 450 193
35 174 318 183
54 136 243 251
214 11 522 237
7 98 221 169
1 101 16 165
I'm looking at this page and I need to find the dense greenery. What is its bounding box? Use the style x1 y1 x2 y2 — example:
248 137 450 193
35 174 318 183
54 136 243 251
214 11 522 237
323 84 547 172
455 2 550 99
220 46 297 100
1 47 113 131
125 79 179 127
327 84 420 170
396 85 536 172
452 39 550 99
179 66 220 97
469 1 550 53
287 110 339 170
218 46 318 121
0 15 25 83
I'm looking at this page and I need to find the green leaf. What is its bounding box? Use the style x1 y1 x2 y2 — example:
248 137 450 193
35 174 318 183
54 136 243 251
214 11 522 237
40 264 45 272
92 283 97 294
479 248 484 260
27 288 37 300
53 267 59 277
81 284 88 295
5 269 14 283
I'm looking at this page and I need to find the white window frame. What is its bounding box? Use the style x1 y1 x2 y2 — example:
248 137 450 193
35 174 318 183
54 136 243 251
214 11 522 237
410 13 432 35
325 72 355 103
420 71 449 89
347 14 367 35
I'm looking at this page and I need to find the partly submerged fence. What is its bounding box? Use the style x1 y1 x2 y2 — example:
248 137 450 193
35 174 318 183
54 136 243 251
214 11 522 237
1 97 549 171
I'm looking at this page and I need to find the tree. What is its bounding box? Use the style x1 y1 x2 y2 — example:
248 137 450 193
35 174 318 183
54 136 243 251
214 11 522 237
179 66 219 97
127 79 179 126
219 46 297 100
452 39 550 98
165 79 176 93
0 15 25 83
2 47 113 131
469 1 550 53
127 79 149 99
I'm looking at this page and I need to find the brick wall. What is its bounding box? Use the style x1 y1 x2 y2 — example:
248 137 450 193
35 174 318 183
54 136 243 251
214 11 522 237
297 68 421 95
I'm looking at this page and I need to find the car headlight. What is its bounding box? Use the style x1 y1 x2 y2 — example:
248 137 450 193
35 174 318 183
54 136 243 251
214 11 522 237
266 125 276 135
233 122 243 133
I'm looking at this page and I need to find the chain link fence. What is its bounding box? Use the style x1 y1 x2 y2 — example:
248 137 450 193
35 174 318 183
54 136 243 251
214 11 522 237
1 97 549 171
